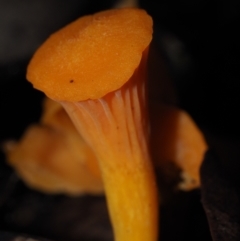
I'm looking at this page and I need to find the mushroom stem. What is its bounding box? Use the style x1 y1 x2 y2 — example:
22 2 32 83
61 48 158 241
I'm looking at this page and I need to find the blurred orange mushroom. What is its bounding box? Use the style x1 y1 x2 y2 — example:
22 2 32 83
5 98 103 195
150 103 208 191
26 8 159 241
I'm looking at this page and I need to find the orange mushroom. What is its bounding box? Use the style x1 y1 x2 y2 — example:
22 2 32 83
5 98 103 195
27 8 158 241
150 103 208 191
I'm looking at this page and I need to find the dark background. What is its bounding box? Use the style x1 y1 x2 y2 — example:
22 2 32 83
0 0 240 240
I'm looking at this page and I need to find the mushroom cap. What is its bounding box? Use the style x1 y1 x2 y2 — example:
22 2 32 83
27 8 153 102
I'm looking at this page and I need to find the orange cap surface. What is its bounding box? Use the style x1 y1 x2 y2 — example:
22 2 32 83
27 8 153 101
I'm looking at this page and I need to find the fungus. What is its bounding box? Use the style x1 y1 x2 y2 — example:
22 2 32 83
5 98 103 195
27 8 158 241
150 103 208 190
